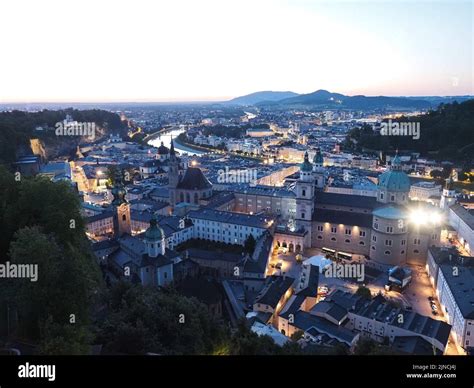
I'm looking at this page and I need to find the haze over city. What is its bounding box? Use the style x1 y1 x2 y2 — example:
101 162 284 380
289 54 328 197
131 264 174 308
1 0 472 103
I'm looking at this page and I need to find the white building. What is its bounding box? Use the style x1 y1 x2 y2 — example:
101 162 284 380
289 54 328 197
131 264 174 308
409 181 442 202
187 208 273 245
426 247 474 353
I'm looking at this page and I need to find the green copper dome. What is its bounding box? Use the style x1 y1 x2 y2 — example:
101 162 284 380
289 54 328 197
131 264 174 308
313 148 323 165
300 151 313 172
144 215 164 241
378 154 410 192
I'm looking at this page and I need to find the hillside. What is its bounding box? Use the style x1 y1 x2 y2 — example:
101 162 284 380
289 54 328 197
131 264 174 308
343 100 474 163
0 109 127 166
263 89 431 110
228 89 473 111
226 91 299 105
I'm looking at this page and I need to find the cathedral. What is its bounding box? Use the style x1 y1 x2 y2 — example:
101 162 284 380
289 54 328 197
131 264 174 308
293 151 444 270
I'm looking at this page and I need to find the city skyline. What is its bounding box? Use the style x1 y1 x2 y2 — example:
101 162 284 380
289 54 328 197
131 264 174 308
1 0 472 103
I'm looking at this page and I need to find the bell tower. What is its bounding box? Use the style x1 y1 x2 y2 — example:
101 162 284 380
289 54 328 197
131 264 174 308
295 152 314 247
112 170 131 237
168 138 180 207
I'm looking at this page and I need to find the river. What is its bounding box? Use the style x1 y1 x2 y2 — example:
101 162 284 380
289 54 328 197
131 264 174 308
147 127 206 155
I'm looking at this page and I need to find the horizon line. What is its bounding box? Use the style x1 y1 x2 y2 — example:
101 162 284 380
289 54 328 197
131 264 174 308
1 92 473 105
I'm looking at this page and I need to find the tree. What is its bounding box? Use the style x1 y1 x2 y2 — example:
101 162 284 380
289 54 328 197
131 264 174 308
6 226 101 348
356 285 372 300
244 234 256 254
96 282 228 355
290 330 304 341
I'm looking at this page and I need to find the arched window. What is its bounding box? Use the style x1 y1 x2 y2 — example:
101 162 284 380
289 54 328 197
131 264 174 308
194 192 198 204
122 214 126 221
180 193 184 202
186 193 190 203
384 250 391 255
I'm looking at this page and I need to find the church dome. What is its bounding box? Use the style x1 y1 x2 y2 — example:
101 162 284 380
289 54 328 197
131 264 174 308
144 215 164 241
313 148 323 165
300 151 313 172
157 141 169 155
378 154 410 192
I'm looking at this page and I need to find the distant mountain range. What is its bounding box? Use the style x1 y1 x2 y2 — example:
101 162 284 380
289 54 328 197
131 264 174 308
227 91 299 105
226 89 473 110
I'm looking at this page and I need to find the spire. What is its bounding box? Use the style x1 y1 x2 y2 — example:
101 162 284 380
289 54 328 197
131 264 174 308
170 137 175 156
445 171 454 190
391 151 402 171
111 169 127 206
304 151 309 163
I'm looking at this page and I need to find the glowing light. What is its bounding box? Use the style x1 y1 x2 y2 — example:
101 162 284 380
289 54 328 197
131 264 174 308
409 208 443 225
191 160 197 167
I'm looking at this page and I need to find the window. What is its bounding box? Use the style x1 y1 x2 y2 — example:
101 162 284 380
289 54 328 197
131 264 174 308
385 250 391 255
371 246 375 250
317 225 323 232
374 222 378 230
372 235 377 242
301 212 305 219
359 241 365 245
331 237 336 241
302 189 306 197
345 239 350 243
414 249 419 254
401 250 405 254
414 238 421 245
359 231 366 237
386 226 393 233
331 227 337 233
385 239 392 246
380 192 384 200
122 214 126 221
390 195 395 201
317 235 323 240
164 272 167 279
345 229 351 235
401 240 406 246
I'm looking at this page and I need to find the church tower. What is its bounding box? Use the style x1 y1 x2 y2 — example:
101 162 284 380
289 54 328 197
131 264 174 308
168 138 180 207
440 172 456 210
144 214 166 257
295 152 314 247
312 147 326 189
112 170 131 237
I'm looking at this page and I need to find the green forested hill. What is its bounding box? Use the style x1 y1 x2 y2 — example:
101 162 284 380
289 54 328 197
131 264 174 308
343 100 474 163
0 108 127 165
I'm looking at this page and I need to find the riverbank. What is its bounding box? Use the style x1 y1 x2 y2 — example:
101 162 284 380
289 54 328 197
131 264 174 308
174 135 218 154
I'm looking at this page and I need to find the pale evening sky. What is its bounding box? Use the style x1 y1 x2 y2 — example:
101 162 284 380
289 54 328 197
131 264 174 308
0 0 472 102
